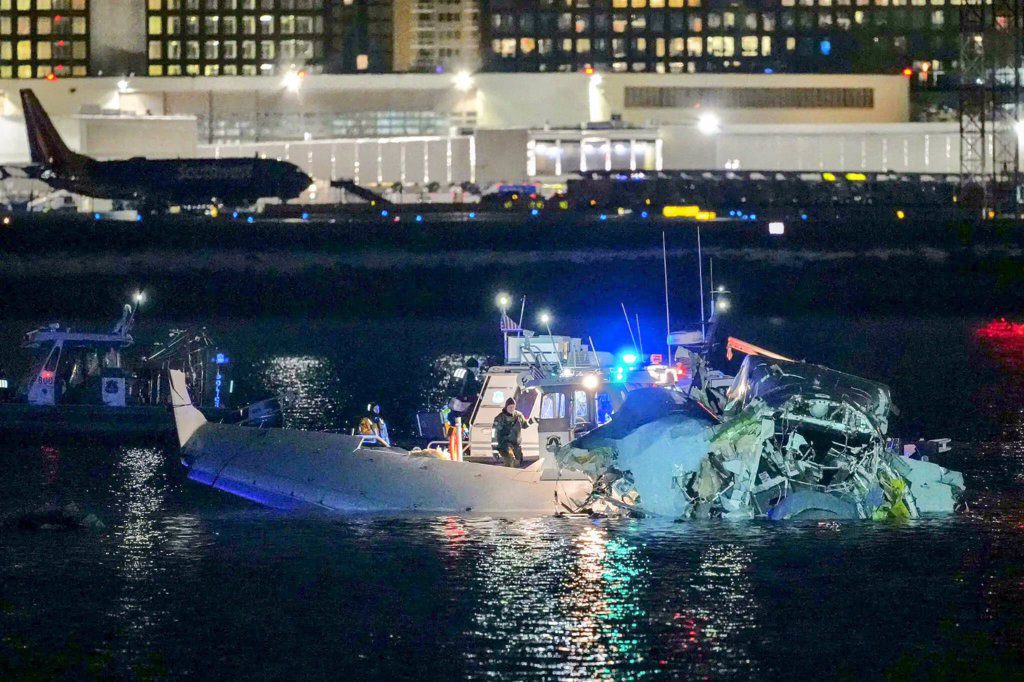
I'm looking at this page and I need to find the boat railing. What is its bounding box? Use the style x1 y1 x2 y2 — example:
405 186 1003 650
356 434 391 449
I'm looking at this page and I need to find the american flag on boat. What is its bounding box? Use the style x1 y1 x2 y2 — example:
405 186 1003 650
500 312 522 333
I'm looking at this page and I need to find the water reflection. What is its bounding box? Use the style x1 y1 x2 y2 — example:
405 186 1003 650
669 542 760 677
463 519 649 679
38 445 60 485
258 355 349 431
109 447 169 651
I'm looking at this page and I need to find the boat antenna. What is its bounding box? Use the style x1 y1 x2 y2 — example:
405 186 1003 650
662 231 671 361
517 296 526 332
635 313 644 358
588 335 600 367
621 302 638 353
697 225 706 343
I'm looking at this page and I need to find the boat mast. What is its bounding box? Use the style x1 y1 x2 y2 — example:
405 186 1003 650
697 226 706 342
662 231 671 361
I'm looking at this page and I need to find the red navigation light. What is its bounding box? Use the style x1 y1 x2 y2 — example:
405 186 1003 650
40 370 55 380
45 73 57 81
901 67 913 77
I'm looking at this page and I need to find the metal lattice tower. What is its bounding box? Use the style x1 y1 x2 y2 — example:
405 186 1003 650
959 0 1022 215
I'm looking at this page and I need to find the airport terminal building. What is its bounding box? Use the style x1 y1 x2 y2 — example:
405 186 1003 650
0 1 990 206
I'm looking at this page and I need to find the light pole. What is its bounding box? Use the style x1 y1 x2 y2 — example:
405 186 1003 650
539 311 562 373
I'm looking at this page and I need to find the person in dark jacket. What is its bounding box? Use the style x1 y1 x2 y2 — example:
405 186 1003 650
492 397 531 467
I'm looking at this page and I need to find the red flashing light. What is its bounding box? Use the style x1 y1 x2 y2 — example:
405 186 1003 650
901 67 913 77
45 73 57 81
54 15 61 21
40 370 55 380
57 40 65 46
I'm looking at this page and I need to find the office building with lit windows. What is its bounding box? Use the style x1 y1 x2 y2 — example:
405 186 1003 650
393 0 481 73
145 0 392 77
0 0 89 80
481 0 959 84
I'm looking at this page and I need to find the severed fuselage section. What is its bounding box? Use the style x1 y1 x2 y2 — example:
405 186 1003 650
555 355 965 520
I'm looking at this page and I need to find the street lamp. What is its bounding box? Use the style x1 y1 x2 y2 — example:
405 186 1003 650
133 290 145 306
496 292 511 311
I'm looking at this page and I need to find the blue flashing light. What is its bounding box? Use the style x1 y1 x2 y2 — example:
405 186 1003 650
800 213 808 221
93 212 100 220
622 352 638 365
468 212 476 219
820 39 831 56
381 209 389 217
415 214 423 223
247 216 254 224
136 214 142 222
764 68 774 74
232 211 239 219
641 211 648 218
531 208 539 216
599 214 607 221
301 212 309 220
215 352 230 364
751 214 757 220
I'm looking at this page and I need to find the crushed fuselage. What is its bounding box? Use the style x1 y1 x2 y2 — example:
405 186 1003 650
555 356 965 520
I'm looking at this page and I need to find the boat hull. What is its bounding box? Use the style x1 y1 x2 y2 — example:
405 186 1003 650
0 402 234 440
183 423 593 514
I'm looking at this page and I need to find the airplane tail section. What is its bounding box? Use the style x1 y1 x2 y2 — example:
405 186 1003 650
20 88 76 170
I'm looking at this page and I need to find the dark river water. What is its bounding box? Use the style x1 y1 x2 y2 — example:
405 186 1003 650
2 305 1024 677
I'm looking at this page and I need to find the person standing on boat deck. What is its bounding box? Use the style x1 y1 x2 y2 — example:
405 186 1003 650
359 403 390 445
493 397 531 467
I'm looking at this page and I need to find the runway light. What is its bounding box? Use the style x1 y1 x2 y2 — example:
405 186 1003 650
697 112 721 135
531 208 539 216
301 212 309 220
93 212 100 220
769 221 786 235
599 214 607 221
822 172 836 182
641 211 649 218
415 215 423 222
452 70 474 92
381 209 388 217
232 211 239 219
846 172 867 181
468 212 476 218
896 209 906 220
581 374 600 391
247 216 254 224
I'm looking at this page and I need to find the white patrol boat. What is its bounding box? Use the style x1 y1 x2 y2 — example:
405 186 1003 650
0 303 279 439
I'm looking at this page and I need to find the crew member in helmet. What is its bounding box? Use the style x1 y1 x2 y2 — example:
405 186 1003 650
492 397 532 467
359 402 390 445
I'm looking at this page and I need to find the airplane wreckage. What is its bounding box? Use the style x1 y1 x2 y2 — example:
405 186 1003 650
556 341 966 520
169 334 965 521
